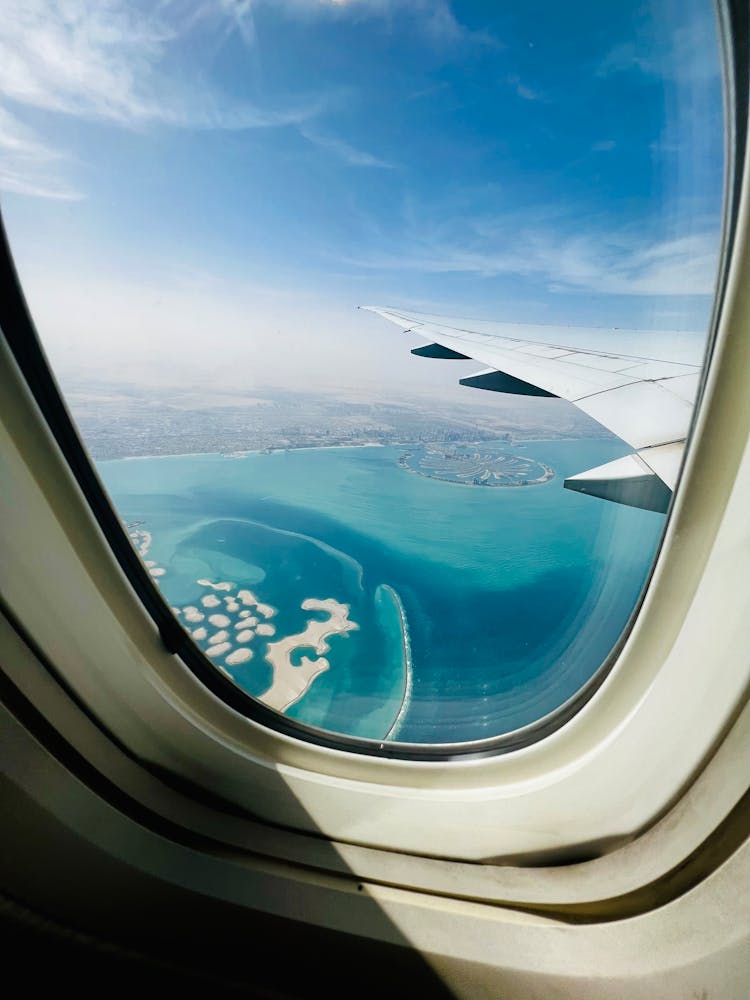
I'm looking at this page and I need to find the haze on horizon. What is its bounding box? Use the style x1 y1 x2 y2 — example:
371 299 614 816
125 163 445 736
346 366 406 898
0 0 723 406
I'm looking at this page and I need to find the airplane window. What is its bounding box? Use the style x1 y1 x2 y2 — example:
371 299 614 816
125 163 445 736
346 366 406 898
0 0 723 748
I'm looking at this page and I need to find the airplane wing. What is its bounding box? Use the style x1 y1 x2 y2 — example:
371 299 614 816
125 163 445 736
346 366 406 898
361 305 704 513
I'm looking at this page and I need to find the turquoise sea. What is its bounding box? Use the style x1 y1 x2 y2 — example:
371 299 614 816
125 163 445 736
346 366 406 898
99 439 664 744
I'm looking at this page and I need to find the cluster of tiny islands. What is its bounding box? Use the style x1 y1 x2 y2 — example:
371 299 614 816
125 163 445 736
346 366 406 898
131 527 359 713
85 384 611 720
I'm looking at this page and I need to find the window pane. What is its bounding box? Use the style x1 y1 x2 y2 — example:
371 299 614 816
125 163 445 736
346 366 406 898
2 0 723 745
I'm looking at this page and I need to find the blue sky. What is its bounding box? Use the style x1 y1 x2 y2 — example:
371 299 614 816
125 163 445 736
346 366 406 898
0 0 725 396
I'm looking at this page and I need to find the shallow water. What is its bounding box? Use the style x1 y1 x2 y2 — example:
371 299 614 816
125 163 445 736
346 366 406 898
100 439 664 743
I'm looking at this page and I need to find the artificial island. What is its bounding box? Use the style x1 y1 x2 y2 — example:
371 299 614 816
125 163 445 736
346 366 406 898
398 443 554 487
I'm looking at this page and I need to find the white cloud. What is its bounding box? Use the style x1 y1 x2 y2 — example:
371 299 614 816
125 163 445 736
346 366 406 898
341 213 721 297
0 0 328 199
415 1 501 49
507 75 539 102
0 168 81 201
0 105 54 158
0 105 80 200
299 126 395 168
614 232 719 295
0 0 324 128
207 0 501 51
597 7 720 85
0 0 500 200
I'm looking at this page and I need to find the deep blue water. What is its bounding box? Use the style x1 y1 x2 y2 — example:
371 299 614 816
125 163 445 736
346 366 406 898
99 440 664 743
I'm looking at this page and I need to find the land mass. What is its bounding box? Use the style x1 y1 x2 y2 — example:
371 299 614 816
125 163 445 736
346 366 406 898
67 382 613 461
399 444 554 488
261 598 359 712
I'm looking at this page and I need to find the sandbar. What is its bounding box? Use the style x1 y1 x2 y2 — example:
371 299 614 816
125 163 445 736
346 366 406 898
236 629 254 642
226 648 253 666
198 579 234 591
183 606 204 623
260 597 358 712
256 623 275 636
235 617 258 629
201 594 221 608
192 626 208 640
237 589 277 619
208 613 231 627
206 642 231 659
130 529 152 558
208 630 229 645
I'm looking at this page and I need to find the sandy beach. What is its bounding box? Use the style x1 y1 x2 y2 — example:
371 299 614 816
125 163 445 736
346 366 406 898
226 648 253 666
198 579 234 591
208 613 231 627
206 641 231 659
259 598 359 712
237 589 276 619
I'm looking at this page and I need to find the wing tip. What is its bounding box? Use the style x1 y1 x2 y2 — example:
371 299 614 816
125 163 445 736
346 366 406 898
564 454 671 513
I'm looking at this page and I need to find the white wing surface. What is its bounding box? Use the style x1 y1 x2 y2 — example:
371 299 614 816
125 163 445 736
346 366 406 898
361 305 704 512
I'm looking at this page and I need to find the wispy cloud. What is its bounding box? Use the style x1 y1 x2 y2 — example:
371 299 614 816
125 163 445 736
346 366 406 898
0 0 502 199
299 126 395 168
416 1 502 50
0 105 54 158
0 0 327 199
0 0 324 128
507 75 539 102
207 0 501 51
406 81 450 102
0 168 81 201
0 105 80 200
597 11 720 84
339 204 720 297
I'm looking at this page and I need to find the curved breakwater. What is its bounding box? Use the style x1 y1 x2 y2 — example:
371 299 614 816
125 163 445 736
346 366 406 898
378 583 414 742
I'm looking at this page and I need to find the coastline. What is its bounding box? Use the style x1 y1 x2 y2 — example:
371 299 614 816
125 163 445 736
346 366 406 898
380 584 413 743
99 435 613 465
103 443 385 463
513 435 613 444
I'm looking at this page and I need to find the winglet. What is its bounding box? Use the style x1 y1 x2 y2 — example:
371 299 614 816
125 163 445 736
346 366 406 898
564 454 671 513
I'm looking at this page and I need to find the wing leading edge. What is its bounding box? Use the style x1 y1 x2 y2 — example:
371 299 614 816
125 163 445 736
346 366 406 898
361 305 703 513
